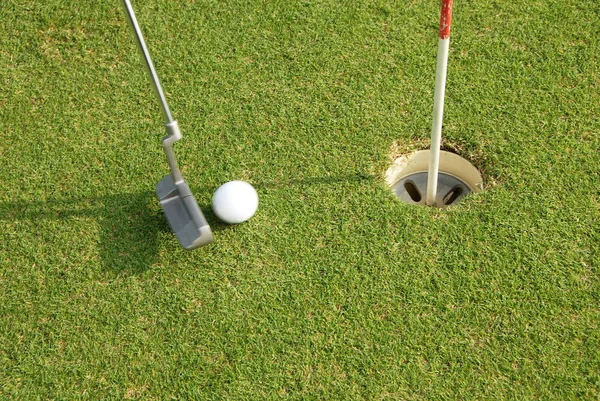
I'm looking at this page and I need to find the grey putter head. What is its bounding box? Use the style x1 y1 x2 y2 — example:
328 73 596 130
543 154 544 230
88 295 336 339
122 0 214 250
156 174 213 250
155 122 214 250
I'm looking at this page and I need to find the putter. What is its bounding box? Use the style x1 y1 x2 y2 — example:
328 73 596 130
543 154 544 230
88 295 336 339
122 0 213 249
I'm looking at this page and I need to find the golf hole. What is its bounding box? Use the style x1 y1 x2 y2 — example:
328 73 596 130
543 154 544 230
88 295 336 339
386 150 483 208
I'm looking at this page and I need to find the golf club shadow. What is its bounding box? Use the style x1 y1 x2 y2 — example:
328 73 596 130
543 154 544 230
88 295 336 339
0 192 170 275
97 192 166 274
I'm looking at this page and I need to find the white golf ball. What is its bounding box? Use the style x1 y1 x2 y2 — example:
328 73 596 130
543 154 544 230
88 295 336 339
212 180 259 224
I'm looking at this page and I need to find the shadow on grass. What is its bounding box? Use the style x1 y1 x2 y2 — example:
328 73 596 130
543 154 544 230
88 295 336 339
0 191 167 275
0 173 377 273
252 173 377 190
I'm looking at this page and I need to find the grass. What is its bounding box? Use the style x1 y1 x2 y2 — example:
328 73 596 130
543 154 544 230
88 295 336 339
1 0 599 399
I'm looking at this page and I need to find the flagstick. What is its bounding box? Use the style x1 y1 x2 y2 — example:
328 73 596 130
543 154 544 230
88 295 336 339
426 0 453 206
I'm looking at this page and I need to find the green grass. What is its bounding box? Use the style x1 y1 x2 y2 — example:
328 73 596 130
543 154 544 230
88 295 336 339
1 0 599 399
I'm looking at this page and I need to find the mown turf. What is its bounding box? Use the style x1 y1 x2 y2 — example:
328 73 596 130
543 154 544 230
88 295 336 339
1 0 599 399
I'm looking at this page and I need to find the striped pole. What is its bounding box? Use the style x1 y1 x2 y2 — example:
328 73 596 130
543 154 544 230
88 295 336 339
426 0 453 206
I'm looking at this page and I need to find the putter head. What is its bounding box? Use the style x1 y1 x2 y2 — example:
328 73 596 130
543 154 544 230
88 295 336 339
156 175 214 250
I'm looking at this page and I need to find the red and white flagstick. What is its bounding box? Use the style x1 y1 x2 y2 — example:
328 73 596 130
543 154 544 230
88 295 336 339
426 0 453 206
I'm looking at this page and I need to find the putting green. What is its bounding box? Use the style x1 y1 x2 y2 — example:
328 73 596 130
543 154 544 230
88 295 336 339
0 0 598 399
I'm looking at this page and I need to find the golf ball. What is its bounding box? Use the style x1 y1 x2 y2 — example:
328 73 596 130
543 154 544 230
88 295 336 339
212 180 259 224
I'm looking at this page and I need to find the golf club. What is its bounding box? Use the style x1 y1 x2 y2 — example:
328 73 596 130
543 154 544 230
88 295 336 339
426 0 453 206
122 0 213 249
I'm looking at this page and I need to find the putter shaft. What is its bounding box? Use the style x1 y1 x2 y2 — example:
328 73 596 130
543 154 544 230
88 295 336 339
122 0 174 124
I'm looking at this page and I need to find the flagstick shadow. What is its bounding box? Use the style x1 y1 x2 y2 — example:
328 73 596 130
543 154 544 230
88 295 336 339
193 173 377 193
253 173 377 190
